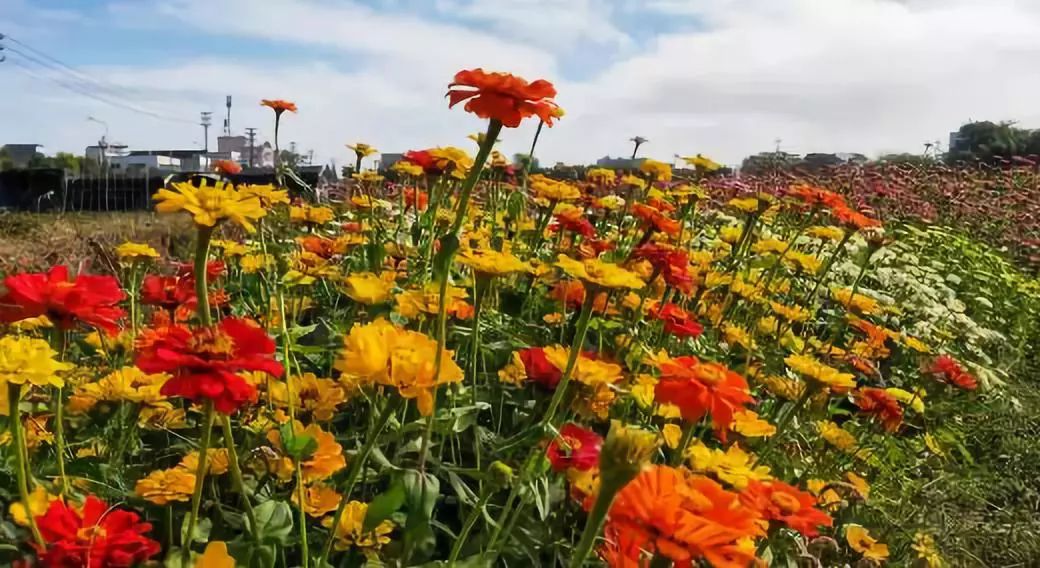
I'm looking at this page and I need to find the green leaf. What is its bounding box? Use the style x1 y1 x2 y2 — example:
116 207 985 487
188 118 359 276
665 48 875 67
402 470 440 520
364 475 407 532
249 500 294 545
179 517 211 545
432 233 460 282
279 422 318 460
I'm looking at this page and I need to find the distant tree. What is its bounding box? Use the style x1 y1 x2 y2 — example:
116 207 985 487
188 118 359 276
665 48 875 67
877 153 939 167
947 120 1031 163
0 147 12 171
740 151 801 176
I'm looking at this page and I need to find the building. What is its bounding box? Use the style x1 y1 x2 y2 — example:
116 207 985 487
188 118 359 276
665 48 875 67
595 156 645 170
379 153 404 171
1 144 43 168
109 153 182 176
85 142 130 168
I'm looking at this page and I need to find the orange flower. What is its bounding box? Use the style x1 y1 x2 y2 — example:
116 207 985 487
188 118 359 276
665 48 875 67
739 480 833 537
603 466 762 568
261 99 298 114
447 68 559 128
854 387 903 432
655 356 752 437
631 203 681 237
212 160 242 176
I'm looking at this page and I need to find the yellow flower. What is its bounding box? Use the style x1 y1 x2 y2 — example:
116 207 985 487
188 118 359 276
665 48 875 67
817 421 859 453
335 319 398 383
594 195 626 211
351 171 385 184
139 404 187 430
730 410 775 438
347 143 379 158
556 255 644 290
619 174 647 190
429 146 474 179
806 225 845 241
600 421 659 487
680 154 722 171
284 251 340 287
639 159 672 182
630 374 657 408
912 532 944 568
586 167 616 184
391 160 423 177
134 468 196 505
769 301 810 323
240 253 275 274
267 421 347 482
115 241 159 262
9 486 59 527
240 184 290 208
751 238 787 255
69 366 169 412
832 287 881 315
179 448 230 475
497 352 527 385
530 175 581 202
211 239 251 256
785 354 856 392
661 423 683 449
924 433 945 457
323 500 394 551
196 541 236 568
544 345 623 386
845 471 871 500
293 484 342 517
718 225 743 244
290 204 335 225
0 335 71 388
845 525 889 562
394 285 472 319
343 272 395 305
270 373 347 421
761 374 806 401
728 196 760 214
542 312 564 325
901 335 931 353
458 248 530 277
153 179 266 232
723 325 756 350
686 442 772 489
886 387 926 413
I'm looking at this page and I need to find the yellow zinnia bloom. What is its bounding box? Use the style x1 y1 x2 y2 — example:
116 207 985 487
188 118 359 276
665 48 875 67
912 532 944 568
458 248 530 277
661 423 684 449
134 467 196 505
885 387 926 413
196 542 236 568
342 272 395 305
9 485 59 527
585 167 616 184
0 335 71 389
807 225 845 241
323 500 394 551
785 354 856 392
686 441 772 489
115 241 159 262
270 373 347 421
816 420 859 453
266 421 346 482
153 179 266 232
770 301 811 323
730 410 776 438
429 146 473 179
391 160 423 177
240 184 290 208
292 483 342 517
639 159 672 182
179 448 230 476
347 143 379 158
556 254 644 290
290 204 335 225
530 175 581 202
394 284 472 320
680 154 723 171
832 287 881 315
845 525 889 562
543 345 623 386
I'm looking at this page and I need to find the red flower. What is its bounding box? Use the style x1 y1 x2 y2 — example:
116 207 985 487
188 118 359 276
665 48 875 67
832 205 881 231
213 159 242 176
650 303 703 339
546 423 603 472
35 495 161 568
137 317 283 414
632 243 693 294
519 347 564 390
656 357 752 436
261 99 298 114
176 260 226 281
740 480 833 537
786 184 848 210
447 68 560 128
631 203 681 237
927 354 978 390
403 187 429 211
0 266 125 333
854 387 903 432
552 209 597 239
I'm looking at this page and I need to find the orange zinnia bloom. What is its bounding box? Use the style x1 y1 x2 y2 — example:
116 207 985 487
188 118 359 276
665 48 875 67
854 387 903 431
447 68 559 128
261 99 298 114
631 203 681 237
739 480 833 537
213 159 242 176
603 466 762 568
655 356 752 437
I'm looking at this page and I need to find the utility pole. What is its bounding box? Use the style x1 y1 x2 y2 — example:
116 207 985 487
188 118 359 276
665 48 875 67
224 95 232 136
245 127 257 168
200 111 212 153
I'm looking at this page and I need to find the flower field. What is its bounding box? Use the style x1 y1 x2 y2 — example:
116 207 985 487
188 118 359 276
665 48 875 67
1 69 1039 568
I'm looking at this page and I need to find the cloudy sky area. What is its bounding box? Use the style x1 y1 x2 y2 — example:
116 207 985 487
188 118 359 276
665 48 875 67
3 0 1040 168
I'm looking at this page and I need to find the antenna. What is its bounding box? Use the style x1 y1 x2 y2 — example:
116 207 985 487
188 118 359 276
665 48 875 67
224 95 232 136
245 127 257 167
200 111 213 153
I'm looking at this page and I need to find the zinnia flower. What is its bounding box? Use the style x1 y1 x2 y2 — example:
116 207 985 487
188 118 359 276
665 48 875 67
0 335 72 389
853 387 904 432
261 99 298 114
212 159 242 176
556 255 644 291
347 143 378 158
0 265 125 333
546 423 603 472
739 480 833 537
115 242 159 262
134 468 196 505
267 421 346 482
655 356 752 435
153 179 267 232
137 317 283 414
35 495 161 567
447 68 559 128
323 500 394 551
650 303 703 339
927 354 978 390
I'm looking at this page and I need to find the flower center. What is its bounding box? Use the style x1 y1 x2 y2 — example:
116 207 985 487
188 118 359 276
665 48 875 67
187 328 236 358
76 525 107 542
771 492 802 514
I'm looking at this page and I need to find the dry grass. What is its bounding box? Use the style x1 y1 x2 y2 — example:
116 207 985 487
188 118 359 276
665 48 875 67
0 212 196 276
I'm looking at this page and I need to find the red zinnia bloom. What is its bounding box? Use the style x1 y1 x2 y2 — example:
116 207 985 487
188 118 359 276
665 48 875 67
832 205 881 231
656 357 752 436
140 274 195 316
447 68 560 128
402 150 444 176
175 260 226 281
35 495 161 568
854 387 903 432
546 423 603 472
631 203 681 237
213 159 243 176
927 354 978 390
740 480 833 537
137 317 283 414
786 184 848 211
632 243 693 294
0 265 125 333
650 303 704 339
261 99 298 114
552 209 597 239
403 187 429 211
519 347 564 390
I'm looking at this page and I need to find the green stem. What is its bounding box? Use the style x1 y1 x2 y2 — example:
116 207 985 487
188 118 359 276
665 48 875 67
53 386 67 495
9 384 44 547
182 401 215 563
316 398 402 567
542 291 597 427
220 416 260 545
567 483 618 568
758 387 813 462
447 488 492 567
194 225 215 326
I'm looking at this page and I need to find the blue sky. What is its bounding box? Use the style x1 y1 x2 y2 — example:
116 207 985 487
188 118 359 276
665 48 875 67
5 0 1040 167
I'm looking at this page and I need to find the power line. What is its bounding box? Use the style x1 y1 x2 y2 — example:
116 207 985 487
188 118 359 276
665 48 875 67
0 33 196 125
3 33 140 103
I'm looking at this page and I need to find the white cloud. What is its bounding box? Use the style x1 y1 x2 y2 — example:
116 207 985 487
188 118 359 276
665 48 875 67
6 0 1040 168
